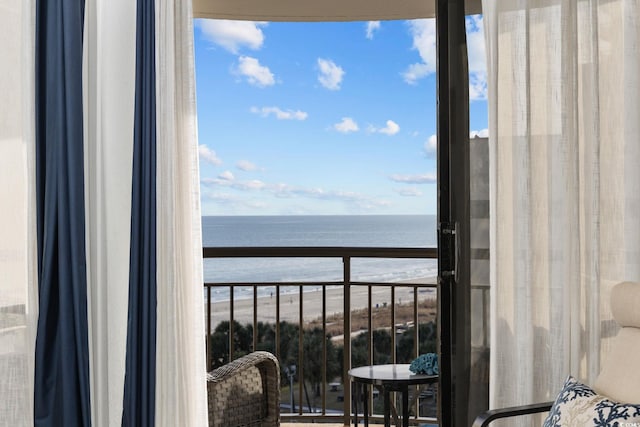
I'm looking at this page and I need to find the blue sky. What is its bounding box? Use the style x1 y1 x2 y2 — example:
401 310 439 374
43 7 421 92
194 17 487 216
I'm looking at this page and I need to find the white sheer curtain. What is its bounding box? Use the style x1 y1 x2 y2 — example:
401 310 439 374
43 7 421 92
155 0 208 425
484 0 640 423
83 0 136 425
84 0 207 425
1 0 206 425
0 1 36 426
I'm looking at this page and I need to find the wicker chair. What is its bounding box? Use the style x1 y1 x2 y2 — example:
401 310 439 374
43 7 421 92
207 351 280 427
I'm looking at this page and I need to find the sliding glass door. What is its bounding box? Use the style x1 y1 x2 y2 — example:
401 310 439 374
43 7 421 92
436 0 489 425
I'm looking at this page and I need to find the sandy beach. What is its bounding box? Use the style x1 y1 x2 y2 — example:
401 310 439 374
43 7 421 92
208 277 437 327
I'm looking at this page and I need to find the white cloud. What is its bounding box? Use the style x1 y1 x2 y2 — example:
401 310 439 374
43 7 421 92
250 106 308 120
466 15 486 75
470 129 489 138
203 175 267 190
402 63 432 85
197 20 266 54
366 21 381 39
218 170 235 181
333 117 359 133
469 71 487 101
236 160 258 171
402 19 436 84
237 179 266 190
200 178 217 186
317 58 345 90
390 173 437 184
204 192 238 202
198 144 222 165
236 56 275 87
402 16 487 96
201 175 390 210
378 120 400 136
466 15 487 101
202 192 268 211
368 120 400 136
395 188 423 197
425 134 437 155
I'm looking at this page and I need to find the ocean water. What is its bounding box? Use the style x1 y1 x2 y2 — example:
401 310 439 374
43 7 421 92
202 215 437 301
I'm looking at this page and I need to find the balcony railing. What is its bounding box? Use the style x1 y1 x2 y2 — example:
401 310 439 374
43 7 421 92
203 246 438 425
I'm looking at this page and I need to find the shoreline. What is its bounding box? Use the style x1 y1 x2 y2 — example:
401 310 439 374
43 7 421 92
209 277 437 326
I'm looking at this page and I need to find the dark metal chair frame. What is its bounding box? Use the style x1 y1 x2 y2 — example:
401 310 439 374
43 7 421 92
472 401 553 427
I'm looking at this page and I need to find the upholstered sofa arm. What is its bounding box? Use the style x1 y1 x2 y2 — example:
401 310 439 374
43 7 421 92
207 351 280 427
472 401 553 427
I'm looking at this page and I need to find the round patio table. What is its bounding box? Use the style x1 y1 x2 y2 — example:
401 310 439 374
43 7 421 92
348 364 437 427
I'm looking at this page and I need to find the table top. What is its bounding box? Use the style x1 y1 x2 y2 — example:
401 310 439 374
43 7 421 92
348 364 437 386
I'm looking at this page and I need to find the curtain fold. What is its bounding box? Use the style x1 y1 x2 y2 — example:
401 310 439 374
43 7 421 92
155 0 208 424
34 0 92 425
484 0 640 424
0 1 37 426
83 0 136 424
121 0 157 424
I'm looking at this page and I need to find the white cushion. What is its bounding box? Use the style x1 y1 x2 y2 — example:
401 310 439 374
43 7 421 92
593 282 640 404
594 328 640 403
610 282 640 328
543 376 640 427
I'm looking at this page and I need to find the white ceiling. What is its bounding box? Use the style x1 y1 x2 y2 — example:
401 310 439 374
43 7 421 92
192 0 482 22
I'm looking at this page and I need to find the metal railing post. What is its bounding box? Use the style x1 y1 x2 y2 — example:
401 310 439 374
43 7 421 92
206 285 211 370
367 284 373 416
298 284 304 415
414 286 419 360
229 286 234 362
391 285 396 363
322 284 327 414
276 285 280 360
343 256 351 426
253 286 258 351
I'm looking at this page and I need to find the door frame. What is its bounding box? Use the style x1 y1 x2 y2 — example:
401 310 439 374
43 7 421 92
436 0 472 425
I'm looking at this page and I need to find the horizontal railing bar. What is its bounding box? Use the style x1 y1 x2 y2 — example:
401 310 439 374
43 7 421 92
279 413 438 423
203 246 437 259
204 281 437 288
279 414 355 422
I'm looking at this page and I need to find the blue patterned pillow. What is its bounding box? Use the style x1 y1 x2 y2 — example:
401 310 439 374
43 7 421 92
543 376 640 427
